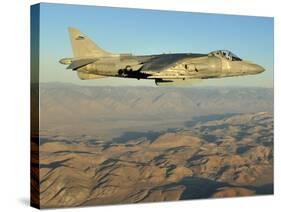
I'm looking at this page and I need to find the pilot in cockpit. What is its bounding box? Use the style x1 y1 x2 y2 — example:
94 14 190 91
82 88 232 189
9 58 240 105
210 50 242 61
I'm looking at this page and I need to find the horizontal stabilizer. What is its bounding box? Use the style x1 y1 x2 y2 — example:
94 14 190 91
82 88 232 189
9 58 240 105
67 59 97 70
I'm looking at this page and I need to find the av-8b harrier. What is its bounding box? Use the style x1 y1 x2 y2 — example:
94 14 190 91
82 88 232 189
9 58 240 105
59 27 265 86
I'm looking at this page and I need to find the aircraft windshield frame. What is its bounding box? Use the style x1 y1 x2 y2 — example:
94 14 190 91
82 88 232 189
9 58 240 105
211 50 242 61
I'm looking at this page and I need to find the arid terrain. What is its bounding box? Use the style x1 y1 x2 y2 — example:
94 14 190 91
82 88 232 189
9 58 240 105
39 83 273 140
39 110 273 208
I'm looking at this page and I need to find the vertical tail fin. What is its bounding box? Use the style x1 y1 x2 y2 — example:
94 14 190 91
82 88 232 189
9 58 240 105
68 27 111 58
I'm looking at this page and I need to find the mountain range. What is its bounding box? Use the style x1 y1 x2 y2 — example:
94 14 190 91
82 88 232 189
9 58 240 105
38 83 273 140
39 112 273 208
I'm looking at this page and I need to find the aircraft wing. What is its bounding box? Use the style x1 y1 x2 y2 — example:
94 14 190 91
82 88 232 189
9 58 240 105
137 53 205 86
138 53 206 73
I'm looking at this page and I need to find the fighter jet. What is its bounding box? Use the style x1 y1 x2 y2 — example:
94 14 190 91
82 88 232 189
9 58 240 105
59 27 265 86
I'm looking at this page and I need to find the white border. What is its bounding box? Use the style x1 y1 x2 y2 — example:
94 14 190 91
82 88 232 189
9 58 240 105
0 0 279 211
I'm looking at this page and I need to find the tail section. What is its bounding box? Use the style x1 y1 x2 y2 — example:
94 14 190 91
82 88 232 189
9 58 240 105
77 72 107 80
68 27 111 58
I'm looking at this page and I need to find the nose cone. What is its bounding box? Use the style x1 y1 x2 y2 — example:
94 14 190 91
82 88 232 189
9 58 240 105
243 63 265 75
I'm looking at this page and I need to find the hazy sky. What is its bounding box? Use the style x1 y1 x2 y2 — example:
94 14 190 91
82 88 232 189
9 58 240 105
38 3 273 87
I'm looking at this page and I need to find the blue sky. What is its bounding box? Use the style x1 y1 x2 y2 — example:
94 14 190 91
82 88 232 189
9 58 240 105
37 3 273 87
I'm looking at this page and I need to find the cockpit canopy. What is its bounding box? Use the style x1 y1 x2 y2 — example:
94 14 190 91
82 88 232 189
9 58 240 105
209 50 242 61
